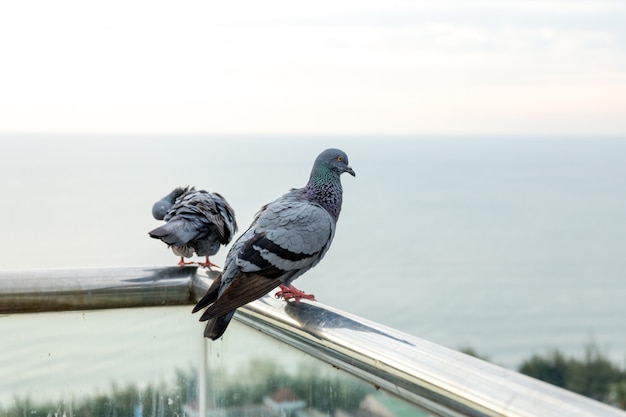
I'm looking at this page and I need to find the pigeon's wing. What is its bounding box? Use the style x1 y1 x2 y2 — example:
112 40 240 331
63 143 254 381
237 197 336 276
166 190 237 244
209 192 238 243
196 198 335 319
198 272 282 320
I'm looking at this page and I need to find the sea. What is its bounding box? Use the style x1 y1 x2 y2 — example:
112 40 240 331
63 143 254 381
1 134 625 378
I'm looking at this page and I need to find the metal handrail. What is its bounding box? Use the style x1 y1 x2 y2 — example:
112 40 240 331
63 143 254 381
1 266 625 417
0 265 210 313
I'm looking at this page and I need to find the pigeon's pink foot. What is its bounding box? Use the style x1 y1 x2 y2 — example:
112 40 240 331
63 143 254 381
197 256 220 270
177 257 196 266
275 284 316 303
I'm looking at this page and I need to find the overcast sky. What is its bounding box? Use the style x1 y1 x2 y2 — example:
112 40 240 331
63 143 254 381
1 0 625 135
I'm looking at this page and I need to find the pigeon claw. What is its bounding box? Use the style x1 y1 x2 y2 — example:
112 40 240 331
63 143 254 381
177 257 196 266
197 256 220 270
275 284 316 303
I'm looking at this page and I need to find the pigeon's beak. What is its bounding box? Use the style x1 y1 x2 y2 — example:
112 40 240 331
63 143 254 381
345 165 356 177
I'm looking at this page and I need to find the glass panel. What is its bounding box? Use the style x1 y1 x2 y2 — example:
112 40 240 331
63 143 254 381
1 307 434 417
201 320 436 417
1 306 202 417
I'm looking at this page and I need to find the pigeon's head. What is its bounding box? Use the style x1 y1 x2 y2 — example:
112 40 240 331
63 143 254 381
151 186 189 220
152 201 172 220
315 148 356 177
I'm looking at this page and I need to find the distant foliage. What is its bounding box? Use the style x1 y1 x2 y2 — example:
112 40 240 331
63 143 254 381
458 346 491 362
2 361 370 417
458 343 626 410
4 368 197 417
519 350 570 388
517 344 626 409
211 359 372 413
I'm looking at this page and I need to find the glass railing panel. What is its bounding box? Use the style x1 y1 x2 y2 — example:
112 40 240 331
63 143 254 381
200 319 436 417
1 306 202 417
1 306 434 417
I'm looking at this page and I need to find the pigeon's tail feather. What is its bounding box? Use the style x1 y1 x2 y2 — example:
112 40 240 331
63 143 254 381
203 312 235 340
149 220 198 246
192 274 222 314
194 273 235 340
198 274 282 320
172 245 194 258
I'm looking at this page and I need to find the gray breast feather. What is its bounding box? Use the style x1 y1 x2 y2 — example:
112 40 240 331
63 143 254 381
260 201 334 255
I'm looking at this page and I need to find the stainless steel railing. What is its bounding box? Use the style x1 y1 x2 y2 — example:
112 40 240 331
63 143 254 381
0 265 202 313
1 266 625 417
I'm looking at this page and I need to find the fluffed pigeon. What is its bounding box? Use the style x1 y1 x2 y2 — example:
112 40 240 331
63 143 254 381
149 186 238 268
192 148 355 339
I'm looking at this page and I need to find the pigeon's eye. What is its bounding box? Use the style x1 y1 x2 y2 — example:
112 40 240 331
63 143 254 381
337 156 343 162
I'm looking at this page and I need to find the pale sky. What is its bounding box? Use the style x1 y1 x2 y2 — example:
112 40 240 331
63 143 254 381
1 0 625 135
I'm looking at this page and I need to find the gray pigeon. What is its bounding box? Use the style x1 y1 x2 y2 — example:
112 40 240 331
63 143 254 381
149 186 238 268
192 148 355 339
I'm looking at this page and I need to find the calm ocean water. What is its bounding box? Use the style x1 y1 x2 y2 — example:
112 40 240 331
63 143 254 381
1 135 625 371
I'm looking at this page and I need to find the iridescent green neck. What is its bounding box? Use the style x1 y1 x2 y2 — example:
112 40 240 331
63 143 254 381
306 166 343 220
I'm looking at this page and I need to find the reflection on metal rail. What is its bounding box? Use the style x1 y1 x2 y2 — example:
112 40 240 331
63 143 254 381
0 265 202 312
1 266 624 417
